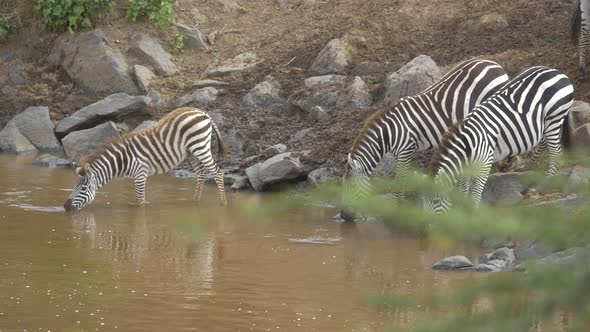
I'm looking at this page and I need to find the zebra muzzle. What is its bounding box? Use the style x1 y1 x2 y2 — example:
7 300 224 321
63 198 74 211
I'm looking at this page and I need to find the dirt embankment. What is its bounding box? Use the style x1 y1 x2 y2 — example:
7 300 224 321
0 0 584 173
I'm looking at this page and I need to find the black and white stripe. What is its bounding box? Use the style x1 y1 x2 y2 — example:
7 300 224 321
425 67 574 214
64 107 227 211
340 59 509 220
572 0 590 77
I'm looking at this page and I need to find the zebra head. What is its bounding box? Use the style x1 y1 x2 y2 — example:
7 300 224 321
340 154 371 221
64 164 98 211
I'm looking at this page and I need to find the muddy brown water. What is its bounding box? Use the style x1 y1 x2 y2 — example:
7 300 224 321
0 155 484 332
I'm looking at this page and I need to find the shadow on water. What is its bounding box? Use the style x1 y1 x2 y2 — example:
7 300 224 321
0 155 492 331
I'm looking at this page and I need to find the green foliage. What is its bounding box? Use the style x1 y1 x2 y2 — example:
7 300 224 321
34 0 115 34
0 14 17 40
234 151 590 332
173 30 185 51
125 0 176 27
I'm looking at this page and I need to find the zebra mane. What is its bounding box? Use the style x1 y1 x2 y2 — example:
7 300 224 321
429 121 464 175
351 107 389 154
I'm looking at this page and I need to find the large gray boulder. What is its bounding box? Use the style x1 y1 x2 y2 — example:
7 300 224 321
175 23 209 51
132 120 158 132
55 93 151 137
245 152 306 191
129 34 177 76
62 122 121 162
567 101 590 146
309 38 351 75
175 87 219 108
10 106 62 153
382 55 441 107
335 76 372 112
432 255 473 270
481 172 531 206
133 65 156 93
0 121 38 154
243 76 284 107
48 29 138 95
288 75 347 112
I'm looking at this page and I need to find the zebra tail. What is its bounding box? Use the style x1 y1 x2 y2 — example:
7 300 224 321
561 114 572 150
211 120 228 160
571 0 581 44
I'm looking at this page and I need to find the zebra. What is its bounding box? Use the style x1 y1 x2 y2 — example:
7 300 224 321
340 59 509 221
424 66 574 215
64 107 227 211
572 0 590 78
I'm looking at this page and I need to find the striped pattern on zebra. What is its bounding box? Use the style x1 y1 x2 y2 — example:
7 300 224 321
340 59 509 221
572 0 590 77
424 66 574 215
64 107 227 211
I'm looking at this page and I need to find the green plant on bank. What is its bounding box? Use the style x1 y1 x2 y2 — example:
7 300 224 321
173 30 185 51
231 149 590 331
0 14 17 40
125 0 176 27
34 0 115 34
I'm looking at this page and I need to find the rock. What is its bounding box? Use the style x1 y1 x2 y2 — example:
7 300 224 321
288 75 347 112
567 101 590 145
132 120 158 132
373 153 396 177
243 76 284 107
20 26 44 62
11 106 62 153
133 65 156 93
1 85 17 96
277 0 317 9
48 29 138 95
231 175 251 191
9 63 29 85
309 106 330 121
351 61 398 78
481 172 530 205
207 111 225 128
382 55 441 107
514 240 554 261
573 123 590 153
0 121 38 154
307 167 336 186
175 87 219 108
261 144 287 159
147 90 165 108
475 13 509 33
116 122 130 132
288 128 315 145
335 76 372 112
61 122 121 162
563 166 590 194
473 259 507 272
489 247 516 266
192 79 232 89
33 154 72 168
309 38 351 75
175 23 209 51
207 52 262 78
56 93 151 137
530 246 590 268
431 255 473 270
129 33 177 76
245 152 306 191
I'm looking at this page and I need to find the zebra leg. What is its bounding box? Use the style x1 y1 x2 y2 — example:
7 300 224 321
523 140 547 171
191 147 227 206
545 132 563 176
391 144 416 200
470 167 492 208
189 156 206 203
134 173 148 205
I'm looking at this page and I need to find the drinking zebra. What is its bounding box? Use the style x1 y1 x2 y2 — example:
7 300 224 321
340 59 509 221
572 0 590 77
424 66 574 215
64 107 227 211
